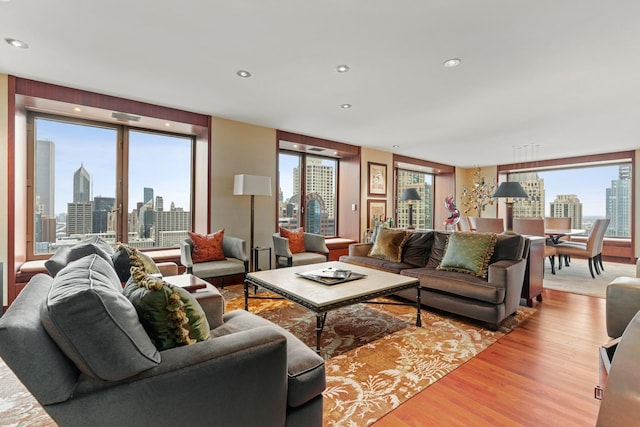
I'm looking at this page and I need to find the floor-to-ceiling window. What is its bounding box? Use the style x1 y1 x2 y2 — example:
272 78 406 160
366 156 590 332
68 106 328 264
29 113 193 255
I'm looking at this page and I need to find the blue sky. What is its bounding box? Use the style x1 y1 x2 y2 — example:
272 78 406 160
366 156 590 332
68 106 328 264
36 118 192 215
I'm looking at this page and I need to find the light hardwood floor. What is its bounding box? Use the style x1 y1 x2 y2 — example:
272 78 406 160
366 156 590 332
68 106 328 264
374 289 607 426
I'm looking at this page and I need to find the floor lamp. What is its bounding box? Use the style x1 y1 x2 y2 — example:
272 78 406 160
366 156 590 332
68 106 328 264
399 188 421 229
233 174 272 272
492 181 528 234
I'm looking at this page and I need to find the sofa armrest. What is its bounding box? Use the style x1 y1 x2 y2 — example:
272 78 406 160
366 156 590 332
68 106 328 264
273 234 293 258
223 235 249 263
487 258 527 315
179 239 194 271
73 326 289 426
606 277 640 338
304 232 329 254
349 242 373 257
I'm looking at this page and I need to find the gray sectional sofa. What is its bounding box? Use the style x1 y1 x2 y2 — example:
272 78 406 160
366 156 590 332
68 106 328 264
0 237 325 427
340 230 529 329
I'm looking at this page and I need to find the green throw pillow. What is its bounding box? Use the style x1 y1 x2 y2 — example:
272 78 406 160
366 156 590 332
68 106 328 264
368 227 410 262
124 267 211 351
437 232 498 278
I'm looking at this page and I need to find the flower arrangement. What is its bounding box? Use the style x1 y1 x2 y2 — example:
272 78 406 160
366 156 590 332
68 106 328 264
460 167 496 217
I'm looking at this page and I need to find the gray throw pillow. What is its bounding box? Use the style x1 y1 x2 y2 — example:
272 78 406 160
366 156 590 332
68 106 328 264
44 246 71 277
41 254 161 381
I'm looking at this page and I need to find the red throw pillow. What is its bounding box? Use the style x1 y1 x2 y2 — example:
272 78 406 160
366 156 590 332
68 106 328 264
188 229 225 263
280 227 305 254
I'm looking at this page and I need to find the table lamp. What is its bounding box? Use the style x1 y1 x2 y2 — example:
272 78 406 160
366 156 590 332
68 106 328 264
492 182 528 234
399 188 421 229
233 174 272 271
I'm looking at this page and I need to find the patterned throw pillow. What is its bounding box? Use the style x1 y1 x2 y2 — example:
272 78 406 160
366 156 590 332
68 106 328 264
368 227 410 262
112 243 161 283
124 266 211 351
437 232 498 278
188 229 225 263
280 227 306 254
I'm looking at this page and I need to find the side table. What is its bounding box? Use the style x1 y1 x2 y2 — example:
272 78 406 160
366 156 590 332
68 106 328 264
252 247 272 272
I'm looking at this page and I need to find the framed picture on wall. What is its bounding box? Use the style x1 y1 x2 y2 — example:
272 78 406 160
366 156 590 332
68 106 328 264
367 199 387 228
368 162 387 196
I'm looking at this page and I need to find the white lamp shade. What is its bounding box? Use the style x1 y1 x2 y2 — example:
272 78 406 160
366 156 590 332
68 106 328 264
233 174 272 196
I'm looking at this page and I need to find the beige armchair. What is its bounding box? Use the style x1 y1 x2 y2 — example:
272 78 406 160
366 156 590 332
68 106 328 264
180 234 248 286
272 231 329 268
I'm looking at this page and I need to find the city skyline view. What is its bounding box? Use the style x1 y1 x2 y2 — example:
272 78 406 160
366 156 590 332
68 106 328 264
36 118 192 216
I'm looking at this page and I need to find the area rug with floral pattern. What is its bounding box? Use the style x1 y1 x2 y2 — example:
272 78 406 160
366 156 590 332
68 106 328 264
0 284 535 427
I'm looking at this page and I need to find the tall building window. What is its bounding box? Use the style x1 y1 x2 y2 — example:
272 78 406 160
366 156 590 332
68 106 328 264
30 114 193 255
509 162 632 238
396 169 434 229
278 151 338 237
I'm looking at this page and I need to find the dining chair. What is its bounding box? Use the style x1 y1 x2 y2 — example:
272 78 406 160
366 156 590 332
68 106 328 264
456 217 472 232
513 218 557 275
545 216 573 266
467 216 478 232
474 217 505 233
554 218 610 278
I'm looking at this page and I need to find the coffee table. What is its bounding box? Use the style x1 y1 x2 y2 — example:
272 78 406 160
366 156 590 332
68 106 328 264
244 261 421 353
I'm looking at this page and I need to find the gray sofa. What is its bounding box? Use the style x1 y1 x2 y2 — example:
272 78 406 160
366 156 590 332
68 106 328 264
0 238 325 427
340 230 529 329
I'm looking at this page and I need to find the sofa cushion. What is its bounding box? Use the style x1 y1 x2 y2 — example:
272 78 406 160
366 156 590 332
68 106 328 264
338 255 416 275
124 266 211 351
67 236 114 264
426 231 450 268
189 229 226 262
45 236 115 277
437 232 498 278
402 231 434 267
368 227 410 262
44 246 71 277
112 243 161 283
280 227 306 254
491 234 525 262
40 254 161 381
402 267 506 304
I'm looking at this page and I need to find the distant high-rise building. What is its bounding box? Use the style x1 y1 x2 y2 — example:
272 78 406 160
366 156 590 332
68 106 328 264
73 164 91 203
155 196 164 212
512 173 545 218
550 194 582 228
93 196 116 233
606 165 632 237
155 205 191 246
35 139 55 217
292 158 336 235
144 187 154 209
67 202 93 236
396 172 433 229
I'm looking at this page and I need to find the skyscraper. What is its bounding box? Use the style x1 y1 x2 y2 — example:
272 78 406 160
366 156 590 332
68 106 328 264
35 139 55 217
73 164 91 203
144 187 154 209
550 194 583 228
512 173 545 218
606 165 631 237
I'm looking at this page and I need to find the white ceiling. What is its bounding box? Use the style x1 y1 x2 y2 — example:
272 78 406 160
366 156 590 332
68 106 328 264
2 0 640 168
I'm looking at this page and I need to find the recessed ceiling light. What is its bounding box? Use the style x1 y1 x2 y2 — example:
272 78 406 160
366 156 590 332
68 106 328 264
340 104 352 109
393 144 400 148
5 38 28 49
336 64 350 73
236 70 251 78
443 58 461 68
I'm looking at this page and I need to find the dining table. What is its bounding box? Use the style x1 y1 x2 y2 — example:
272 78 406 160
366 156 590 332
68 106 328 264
544 228 587 244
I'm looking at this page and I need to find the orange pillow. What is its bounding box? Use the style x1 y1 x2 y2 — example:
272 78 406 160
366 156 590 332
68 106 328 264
280 227 305 254
188 229 225 263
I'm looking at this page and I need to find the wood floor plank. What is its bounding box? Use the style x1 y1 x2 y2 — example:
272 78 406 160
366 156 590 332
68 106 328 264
374 289 607 426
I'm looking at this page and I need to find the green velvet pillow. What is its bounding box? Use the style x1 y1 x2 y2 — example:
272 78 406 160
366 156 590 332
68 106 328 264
124 267 211 351
437 232 498 278
368 227 410 262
